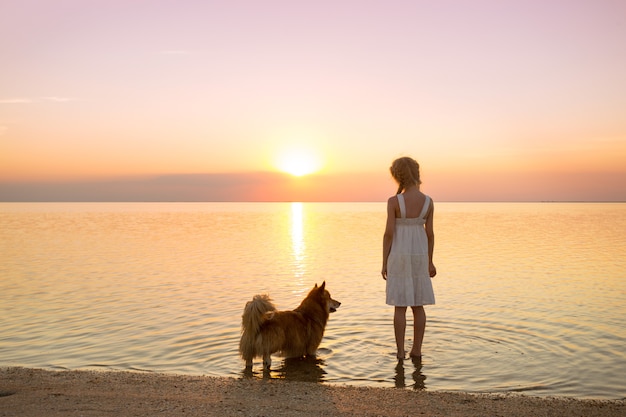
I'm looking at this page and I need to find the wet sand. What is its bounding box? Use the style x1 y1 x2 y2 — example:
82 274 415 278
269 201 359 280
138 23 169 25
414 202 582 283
1 367 624 417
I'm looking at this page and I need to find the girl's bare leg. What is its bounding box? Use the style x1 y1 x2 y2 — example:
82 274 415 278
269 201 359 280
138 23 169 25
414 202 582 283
394 306 407 359
409 306 426 358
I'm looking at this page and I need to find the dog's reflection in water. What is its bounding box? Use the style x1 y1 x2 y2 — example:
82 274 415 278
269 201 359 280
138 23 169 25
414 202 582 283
273 356 327 382
394 356 426 390
242 356 326 383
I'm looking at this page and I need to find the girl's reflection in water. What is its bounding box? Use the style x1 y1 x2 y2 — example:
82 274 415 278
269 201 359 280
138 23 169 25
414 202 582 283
394 356 426 390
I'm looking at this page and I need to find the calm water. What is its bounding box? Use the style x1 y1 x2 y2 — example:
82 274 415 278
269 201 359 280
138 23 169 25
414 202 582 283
1 202 625 400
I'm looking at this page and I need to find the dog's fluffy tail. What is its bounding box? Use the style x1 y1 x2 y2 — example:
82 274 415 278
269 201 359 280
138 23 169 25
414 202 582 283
239 294 276 361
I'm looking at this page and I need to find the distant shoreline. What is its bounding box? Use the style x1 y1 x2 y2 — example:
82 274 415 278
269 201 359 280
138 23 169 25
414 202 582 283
1 200 625 203
1 171 625 203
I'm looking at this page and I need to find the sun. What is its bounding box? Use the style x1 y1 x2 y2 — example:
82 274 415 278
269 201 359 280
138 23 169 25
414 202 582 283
275 146 323 177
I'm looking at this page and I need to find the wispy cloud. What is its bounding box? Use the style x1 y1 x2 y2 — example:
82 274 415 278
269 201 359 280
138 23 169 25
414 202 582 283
0 97 78 104
0 98 33 104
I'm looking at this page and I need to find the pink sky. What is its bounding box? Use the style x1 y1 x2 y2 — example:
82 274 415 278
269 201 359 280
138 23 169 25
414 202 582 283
1 0 625 201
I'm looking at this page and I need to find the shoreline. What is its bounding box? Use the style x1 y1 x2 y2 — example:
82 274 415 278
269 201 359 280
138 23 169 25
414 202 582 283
1 367 624 417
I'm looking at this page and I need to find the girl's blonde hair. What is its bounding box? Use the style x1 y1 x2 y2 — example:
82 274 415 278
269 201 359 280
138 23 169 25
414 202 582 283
390 157 421 194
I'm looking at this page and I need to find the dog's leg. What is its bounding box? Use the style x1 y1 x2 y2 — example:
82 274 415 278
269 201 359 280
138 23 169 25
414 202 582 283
245 359 253 368
263 355 271 369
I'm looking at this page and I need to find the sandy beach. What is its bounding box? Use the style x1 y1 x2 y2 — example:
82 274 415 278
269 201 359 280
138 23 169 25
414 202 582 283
1 367 623 417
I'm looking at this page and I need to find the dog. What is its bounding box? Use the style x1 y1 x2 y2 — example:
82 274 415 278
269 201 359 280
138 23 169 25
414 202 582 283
239 281 340 369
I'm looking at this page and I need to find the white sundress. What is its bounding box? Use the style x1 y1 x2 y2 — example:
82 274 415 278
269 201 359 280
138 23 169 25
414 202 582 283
386 194 435 307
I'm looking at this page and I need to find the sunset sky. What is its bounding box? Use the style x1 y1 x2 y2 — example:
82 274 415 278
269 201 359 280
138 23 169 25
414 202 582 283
1 0 625 201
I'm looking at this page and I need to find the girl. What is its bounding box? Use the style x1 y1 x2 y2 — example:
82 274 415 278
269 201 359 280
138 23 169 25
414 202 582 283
381 156 436 360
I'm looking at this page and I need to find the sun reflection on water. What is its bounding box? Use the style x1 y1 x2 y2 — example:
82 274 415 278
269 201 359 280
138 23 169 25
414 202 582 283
290 202 306 285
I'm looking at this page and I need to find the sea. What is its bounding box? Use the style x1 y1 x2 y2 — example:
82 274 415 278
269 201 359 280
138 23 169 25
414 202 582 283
1 202 624 400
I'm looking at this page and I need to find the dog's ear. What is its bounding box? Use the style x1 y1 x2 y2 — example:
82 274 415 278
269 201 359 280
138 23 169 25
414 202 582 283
319 281 326 291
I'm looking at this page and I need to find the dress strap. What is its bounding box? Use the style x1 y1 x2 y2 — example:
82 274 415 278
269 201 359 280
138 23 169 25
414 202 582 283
397 194 406 218
419 196 431 219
